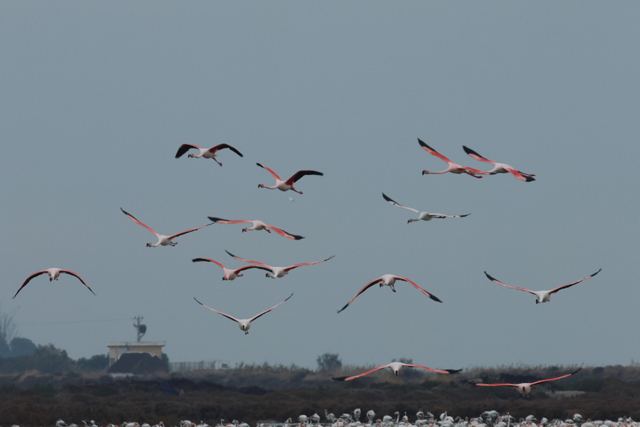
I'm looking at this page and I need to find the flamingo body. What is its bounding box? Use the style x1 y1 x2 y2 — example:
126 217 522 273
208 217 304 240
14 268 95 298
175 143 243 166
121 208 212 247
382 193 470 223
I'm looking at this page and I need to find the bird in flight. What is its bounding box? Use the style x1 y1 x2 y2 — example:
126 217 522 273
225 250 334 278
382 193 470 223
174 143 243 166
418 139 489 178
483 268 602 303
337 274 442 313
14 268 95 298
332 362 460 381
194 293 293 334
256 163 323 194
191 257 271 281
121 208 212 247
463 145 535 182
474 368 582 396
208 217 304 240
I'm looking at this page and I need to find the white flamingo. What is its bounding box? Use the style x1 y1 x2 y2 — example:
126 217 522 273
332 362 459 381
225 250 334 278
475 368 581 396
484 269 602 303
337 274 442 313
256 163 323 194
208 217 304 240
14 268 95 298
383 193 470 223
175 143 243 166
463 146 535 182
191 257 271 280
419 139 489 178
121 208 212 247
194 294 293 334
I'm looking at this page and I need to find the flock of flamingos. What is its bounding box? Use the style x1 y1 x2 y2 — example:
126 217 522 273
14 139 607 427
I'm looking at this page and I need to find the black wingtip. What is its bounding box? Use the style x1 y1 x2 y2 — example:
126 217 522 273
284 293 294 301
256 162 263 168
337 303 349 314
462 145 478 156
225 250 237 258
431 294 443 303
207 217 228 223
331 376 348 381
417 138 428 147
292 235 305 240
571 367 583 375
484 271 496 281
194 297 203 305
445 369 463 374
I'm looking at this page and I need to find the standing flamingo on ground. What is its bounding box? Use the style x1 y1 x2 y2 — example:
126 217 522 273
194 294 293 334
337 274 442 313
256 163 323 194
332 362 460 381
175 143 243 166
483 268 602 303
191 258 271 280
382 193 470 223
463 146 535 182
418 139 488 178
225 250 334 278
208 217 304 240
14 268 96 298
121 208 212 247
474 368 581 396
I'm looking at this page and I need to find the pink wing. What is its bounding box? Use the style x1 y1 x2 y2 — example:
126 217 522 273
167 223 212 240
175 144 200 158
462 146 497 164
530 368 582 386
60 270 96 295
332 364 390 381
403 363 453 375
394 276 442 303
418 139 452 164
263 224 304 240
462 166 490 175
256 163 281 181
13 270 47 298
194 297 240 323
224 250 272 268
207 217 252 225
484 271 538 296
475 383 519 388
249 293 293 322
549 269 601 294
283 255 335 272
337 278 383 313
121 208 158 236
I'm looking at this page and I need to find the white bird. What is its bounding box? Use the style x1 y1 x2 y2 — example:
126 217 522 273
194 293 293 334
475 368 582 396
191 257 271 281
463 146 535 182
208 217 304 240
332 362 459 381
419 139 489 178
382 193 470 223
175 143 243 166
14 268 95 298
226 250 334 278
256 163 323 194
121 208 212 247
338 274 442 313
484 269 602 303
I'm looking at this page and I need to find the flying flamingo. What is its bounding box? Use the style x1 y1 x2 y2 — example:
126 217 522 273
418 139 489 178
191 257 271 280
337 274 442 313
331 362 460 381
208 217 304 240
256 163 323 194
225 250 334 278
14 268 96 298
463 146 535 182
484 268 602 303
194 293 293 334
382 193 470 223
174 143 243 166
475 368 582 396
121 208 212 247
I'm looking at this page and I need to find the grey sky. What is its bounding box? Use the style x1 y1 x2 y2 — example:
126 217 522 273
1 1 639 370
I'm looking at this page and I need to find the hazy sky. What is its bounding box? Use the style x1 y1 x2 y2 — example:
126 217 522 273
2 1 639 371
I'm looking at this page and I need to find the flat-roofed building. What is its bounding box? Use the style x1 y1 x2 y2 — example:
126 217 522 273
106 341 166 366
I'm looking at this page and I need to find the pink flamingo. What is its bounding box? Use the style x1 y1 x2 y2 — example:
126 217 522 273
121 208 212 247
192 257 271 281
256 163 323 194
463 146 535 182
208 217 304 240
337 274 442 313
14 268 95 298
175 143 243 166
332 362 460 381
225 250 334 278
475 368 581 396
418 139 488 178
